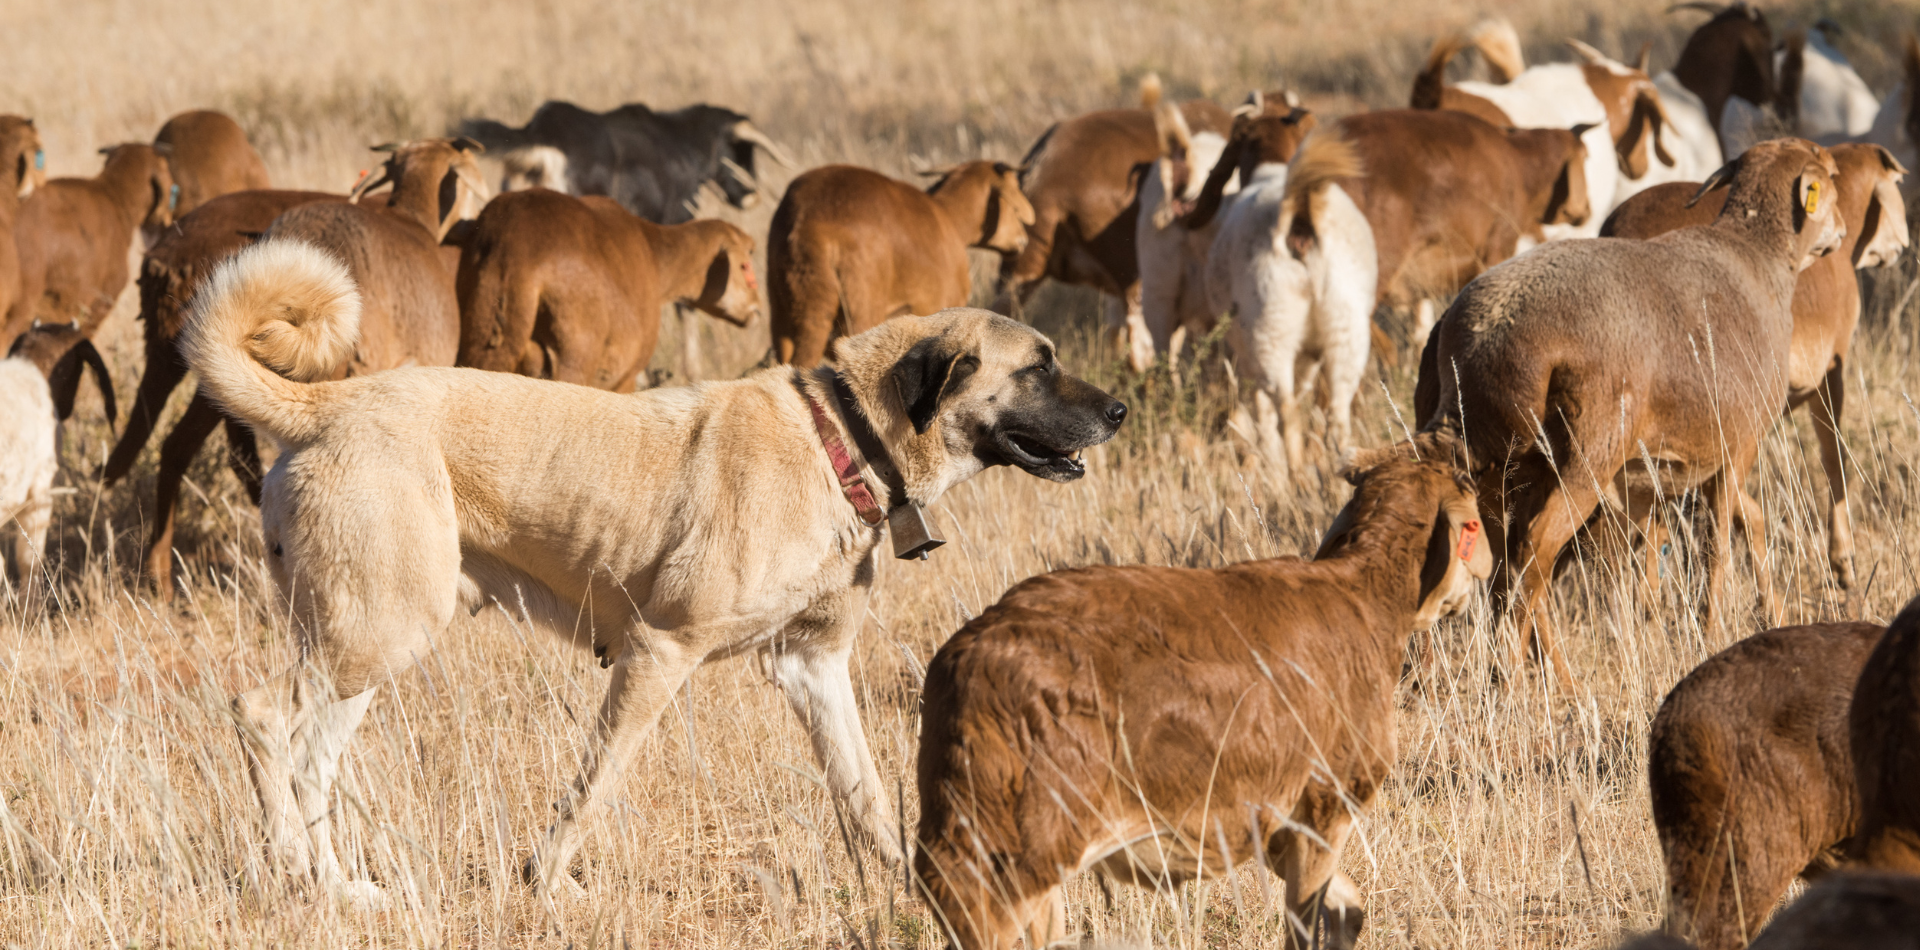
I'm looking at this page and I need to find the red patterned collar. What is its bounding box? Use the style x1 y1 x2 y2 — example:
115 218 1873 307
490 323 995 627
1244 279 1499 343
804 387 886 527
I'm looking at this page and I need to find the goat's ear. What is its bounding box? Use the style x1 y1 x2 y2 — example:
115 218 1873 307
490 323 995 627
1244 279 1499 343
892 335 980 435
1686 155 1740 207
1313 496 1359 559
1856 172 1913 268
1414 501 1491 628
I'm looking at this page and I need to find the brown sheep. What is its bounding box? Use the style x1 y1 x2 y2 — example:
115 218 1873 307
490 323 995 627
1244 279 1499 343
768 161 1032 367
1600 143 1909 590
1848 594 1920 875
455 188 759 391
995 97 1232 321
3 143 174 351
1647 621 1884 950
914 429 1491 950
0 117 46 357
1422 139 1846 691
153 110 271 221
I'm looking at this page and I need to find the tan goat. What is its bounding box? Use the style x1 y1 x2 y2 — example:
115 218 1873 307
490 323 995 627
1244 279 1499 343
3 143 174 351
768 161 1032 367
455 188 759 392
1423 139 1846 691
153 110 271 220
1647 620 1885 950
1601 143 1910 589
915 430 1491 950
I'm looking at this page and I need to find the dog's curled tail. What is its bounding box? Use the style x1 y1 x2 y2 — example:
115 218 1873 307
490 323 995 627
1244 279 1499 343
180 239 361 446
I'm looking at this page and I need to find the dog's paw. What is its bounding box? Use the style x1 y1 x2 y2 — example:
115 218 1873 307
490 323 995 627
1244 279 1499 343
333 880 390 911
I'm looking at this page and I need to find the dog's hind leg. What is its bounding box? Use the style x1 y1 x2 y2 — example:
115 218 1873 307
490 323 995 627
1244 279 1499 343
768 613 903 867
532 632 700 897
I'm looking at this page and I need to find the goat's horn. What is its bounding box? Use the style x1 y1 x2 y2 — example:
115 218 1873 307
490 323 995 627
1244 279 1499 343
732 121 796 169
451 135 484 153
720 155 759 189
1665 2 1728 15
347 165 390 203
369 142 401 153
1565 39 1611 65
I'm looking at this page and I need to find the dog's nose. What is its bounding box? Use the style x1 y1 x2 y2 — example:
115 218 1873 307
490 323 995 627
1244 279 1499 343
1105 401 1128 426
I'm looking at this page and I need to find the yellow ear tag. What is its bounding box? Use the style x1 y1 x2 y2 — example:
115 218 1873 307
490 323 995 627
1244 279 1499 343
1805 180 1820 215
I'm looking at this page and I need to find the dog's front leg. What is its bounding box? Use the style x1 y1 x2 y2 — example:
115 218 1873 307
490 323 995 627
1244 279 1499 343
531 633 700 897
769 634 904 867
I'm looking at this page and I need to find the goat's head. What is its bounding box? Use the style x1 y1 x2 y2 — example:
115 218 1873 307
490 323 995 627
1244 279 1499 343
1567 41 1678 181
97 143 177 239
1511 124 1595 227
1835 143 1910 270
689 221 761 328
927 161 1035 255
1231 107 1317 188
1315 429 1491 630
1691 137 1845 270
0 116 44 200
351 137 490 240
717 119 795 210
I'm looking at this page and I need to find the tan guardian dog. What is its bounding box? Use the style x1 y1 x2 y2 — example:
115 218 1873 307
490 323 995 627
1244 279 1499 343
182 240 1127 904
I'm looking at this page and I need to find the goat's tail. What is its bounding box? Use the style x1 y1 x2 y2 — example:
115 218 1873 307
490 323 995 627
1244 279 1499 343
1283 130 1363 214
179 239 361 446
1412 18 1523 109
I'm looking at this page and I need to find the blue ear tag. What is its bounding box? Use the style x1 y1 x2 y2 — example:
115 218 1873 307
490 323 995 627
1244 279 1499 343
169 183 180 211
33 150 43 170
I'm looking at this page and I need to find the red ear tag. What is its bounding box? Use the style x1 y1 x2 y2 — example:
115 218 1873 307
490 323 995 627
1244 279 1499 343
1457 520 1481 561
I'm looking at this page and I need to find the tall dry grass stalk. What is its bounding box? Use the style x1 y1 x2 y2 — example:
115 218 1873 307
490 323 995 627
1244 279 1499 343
6 0 1920 946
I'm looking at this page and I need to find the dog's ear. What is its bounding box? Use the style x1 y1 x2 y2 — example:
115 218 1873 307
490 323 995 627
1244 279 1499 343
892 335 980 435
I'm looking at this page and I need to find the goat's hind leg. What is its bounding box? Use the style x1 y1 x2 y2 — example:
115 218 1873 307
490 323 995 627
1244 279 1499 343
1268 801 1364 950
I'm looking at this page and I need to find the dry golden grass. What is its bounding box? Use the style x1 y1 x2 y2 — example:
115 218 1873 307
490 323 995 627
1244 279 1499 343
7 0 1920 946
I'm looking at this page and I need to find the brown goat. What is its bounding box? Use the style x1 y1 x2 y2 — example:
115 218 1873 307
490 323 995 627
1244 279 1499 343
102 191 343 574
768 161 1031 367
263 138 488 376
1195 109 1590 326
1848 594 1920 875
3 144 174 351
0 117 46 356
103 141 483 599
995 99 1231 318
1648 621 1884 950
153 110 271 220
914 430 1491 950
1669 2 1778 154
1600 143 1910 590
456 188 759 391
1422 139 1846 691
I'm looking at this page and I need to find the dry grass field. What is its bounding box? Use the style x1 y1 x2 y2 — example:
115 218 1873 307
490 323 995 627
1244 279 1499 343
7 0 1920 946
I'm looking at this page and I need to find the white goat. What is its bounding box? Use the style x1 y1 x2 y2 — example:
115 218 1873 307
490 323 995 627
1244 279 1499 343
1206 129 1374 477
1788 28 1880 140
1134 119 1230 372
0 354 55 592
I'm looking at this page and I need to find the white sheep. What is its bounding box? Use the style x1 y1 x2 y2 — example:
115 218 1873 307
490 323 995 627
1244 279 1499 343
1206 129 1375 478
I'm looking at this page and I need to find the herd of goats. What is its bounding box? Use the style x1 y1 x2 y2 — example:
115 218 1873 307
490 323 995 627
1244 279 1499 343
7 2 1920 947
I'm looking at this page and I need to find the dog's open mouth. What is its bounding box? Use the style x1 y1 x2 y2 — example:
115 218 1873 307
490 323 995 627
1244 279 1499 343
997 431 1086 480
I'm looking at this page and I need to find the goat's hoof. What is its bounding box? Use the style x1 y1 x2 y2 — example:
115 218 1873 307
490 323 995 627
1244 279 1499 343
333 880 390 911
523 855 588 899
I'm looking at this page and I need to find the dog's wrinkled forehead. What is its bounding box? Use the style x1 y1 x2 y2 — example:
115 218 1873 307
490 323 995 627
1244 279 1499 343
926 307 1055 372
